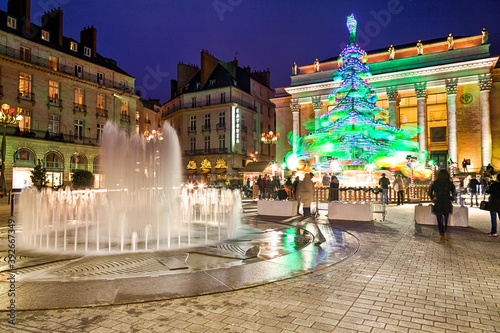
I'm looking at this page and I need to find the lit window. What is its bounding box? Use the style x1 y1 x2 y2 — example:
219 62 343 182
7 17 16 29
18 109 30 132
49 81 60 104
41 30 50 41
70 41 78 52
97 94 105 111
19 73 32 99
121 101 128 116
84 46 91 57
49 56 58 71
74 88 84 108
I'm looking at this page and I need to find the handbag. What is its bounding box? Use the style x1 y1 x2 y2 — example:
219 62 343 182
480 200 492 211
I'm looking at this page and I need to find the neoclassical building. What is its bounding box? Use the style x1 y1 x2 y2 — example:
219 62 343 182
273 31 499 173
0 0 138 190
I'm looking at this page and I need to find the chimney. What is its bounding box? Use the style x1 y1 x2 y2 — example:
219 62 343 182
200 50 219 88
41 7 63 46
8 0 30 34
80 25 97 57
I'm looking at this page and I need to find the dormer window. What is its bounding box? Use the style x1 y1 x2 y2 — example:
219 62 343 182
70 41 78 52
41 30 50 41
84 46 91 57
209 79 216 87
196 83 201 90
7 17 17 29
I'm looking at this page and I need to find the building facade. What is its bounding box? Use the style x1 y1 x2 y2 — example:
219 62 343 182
0 0 138 190
161 50 275 184
273 32 500 173
136 98 161 135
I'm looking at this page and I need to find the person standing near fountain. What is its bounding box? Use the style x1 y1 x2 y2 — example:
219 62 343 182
329 175 340 201
429 169 456 243
379 173 390 205
297 173 314 217
393 174 405 205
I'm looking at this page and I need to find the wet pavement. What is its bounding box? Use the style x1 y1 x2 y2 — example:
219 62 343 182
1 199 500 332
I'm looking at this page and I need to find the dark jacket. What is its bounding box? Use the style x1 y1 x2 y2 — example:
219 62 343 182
429 178 456 214
486 181 500 212
468 178 480 194
379 176 390 189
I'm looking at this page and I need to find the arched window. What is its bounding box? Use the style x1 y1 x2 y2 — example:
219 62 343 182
44 151 64 170
70 153 87 173
13 148 35 167
93 156 101 174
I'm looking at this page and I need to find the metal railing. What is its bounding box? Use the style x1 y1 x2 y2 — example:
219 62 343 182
216 123 226 130
187 126 196 133
48 97 62 107
96 109 108 118
202 124 211 131
314 185 431 203
18 91 35 102
120 114 130 122
73 103 87 113
0 45 134 94
4 126 100 146
184 148 229 156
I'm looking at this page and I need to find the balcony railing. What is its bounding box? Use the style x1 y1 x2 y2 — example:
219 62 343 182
48 97 62 107
96 109 108 118
4 126 100 146
120 114 131 122
202 124 211 132
184 148 229 156
0 45 135 94
164 96 266 116
216 122 226 130
18 90 35 102
73 103 87 113
187 126 196 133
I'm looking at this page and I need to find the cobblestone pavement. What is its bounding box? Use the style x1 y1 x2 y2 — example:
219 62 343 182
2 202 500 332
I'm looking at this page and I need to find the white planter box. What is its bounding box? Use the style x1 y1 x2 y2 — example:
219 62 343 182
328 202 373 221
257 200 298 217
415 205 469 227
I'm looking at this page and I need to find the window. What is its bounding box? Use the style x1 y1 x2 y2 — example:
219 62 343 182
221 92 225 103
204 136 210 152
204 114 210 127
74 88 84 108
190 137 196 152
14 148 34 164
7 17 16 29
242 138 247 153
70 154 87 172
208 79 216 87
97 72 104 84
206 95 211 106
218 134 225 149
218 112 225 126
20 46 31 62
49 56 58 71
253 118 258 131
41 30 50 41
75 65 82 78
190 115 196 130
49 81 59 104
44 151 64 170
191 97 196 108
84 46 91 57
97 94 105 111
121 101 128 116
48 114 59 134
18 109 31 132
19 73 32 99
430 126 446 143
70 41 78 52
74 119 84 141
97 123 104 143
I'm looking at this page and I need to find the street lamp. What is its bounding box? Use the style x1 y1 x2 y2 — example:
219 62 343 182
406 155 417 199
0 104 23 196
261 131 280 162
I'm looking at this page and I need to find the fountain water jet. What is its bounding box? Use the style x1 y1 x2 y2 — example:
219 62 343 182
18 122 242 253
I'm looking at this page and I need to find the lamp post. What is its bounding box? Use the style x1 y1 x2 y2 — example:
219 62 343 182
261 131 280 162
0 104 23 196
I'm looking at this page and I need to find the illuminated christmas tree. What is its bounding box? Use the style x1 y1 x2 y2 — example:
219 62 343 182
290 14 420 169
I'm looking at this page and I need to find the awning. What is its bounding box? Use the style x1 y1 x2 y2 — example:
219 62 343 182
200 169 211 174
187 169 197 174
214 168 227 174
240 161 271 174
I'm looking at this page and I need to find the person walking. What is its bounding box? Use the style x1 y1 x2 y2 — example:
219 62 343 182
329 175 340 201
379 173 390 205
257 175 265 199
296 173 314 217
393 174 405 205
468 175 480 207
292 176 300 200
485 174 500 236
429 169 456 243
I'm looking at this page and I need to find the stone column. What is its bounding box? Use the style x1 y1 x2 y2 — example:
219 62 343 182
415 82 427 152
445 78 458 163
312 96 322 131
479 74 493 167
291 98 300 152
386 86 398 127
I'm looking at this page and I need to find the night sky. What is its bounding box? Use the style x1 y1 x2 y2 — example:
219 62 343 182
16 0 500 103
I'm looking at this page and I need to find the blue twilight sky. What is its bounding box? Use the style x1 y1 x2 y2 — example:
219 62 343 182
14 0 500 103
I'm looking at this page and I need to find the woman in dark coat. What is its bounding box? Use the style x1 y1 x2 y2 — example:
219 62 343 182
485 173 500 236
429 169 456 243
328 175 340 201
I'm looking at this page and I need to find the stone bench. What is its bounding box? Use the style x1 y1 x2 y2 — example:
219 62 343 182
257 200 298 217
415 204 469 227
328 202 373 221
